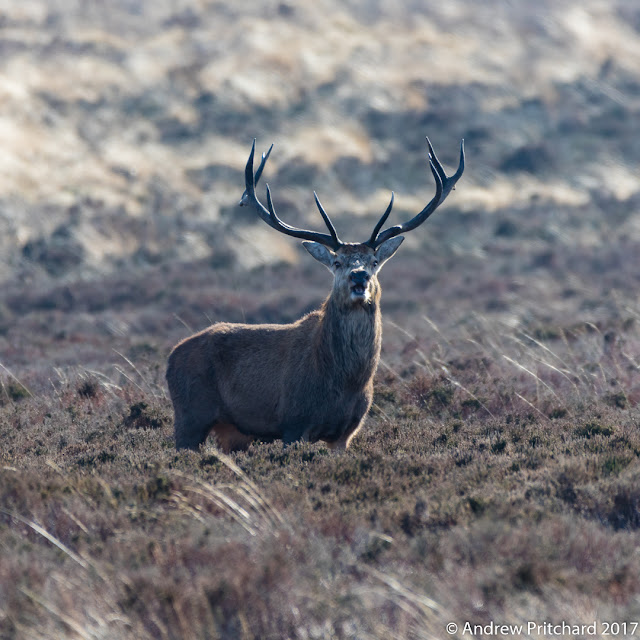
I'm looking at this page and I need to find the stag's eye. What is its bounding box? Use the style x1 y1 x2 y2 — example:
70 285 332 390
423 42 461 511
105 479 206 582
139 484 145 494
373 260 379 268
333 261 341 269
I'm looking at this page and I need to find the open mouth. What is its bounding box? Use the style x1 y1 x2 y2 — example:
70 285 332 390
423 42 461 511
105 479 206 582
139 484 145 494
351 284 366 296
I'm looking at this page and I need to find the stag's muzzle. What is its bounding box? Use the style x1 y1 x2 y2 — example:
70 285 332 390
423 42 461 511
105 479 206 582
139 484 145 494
349 270 370 296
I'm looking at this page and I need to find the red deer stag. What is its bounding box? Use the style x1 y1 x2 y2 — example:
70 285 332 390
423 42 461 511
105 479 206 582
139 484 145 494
167 137 464 451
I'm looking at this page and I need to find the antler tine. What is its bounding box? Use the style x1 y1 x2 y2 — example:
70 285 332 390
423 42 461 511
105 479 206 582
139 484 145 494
427 137 465 201
367 192 394 246
369 160 443 247
254 143 273 186
313 192 340 247
367 138 464 249
239 138 258 207
239 139 342 250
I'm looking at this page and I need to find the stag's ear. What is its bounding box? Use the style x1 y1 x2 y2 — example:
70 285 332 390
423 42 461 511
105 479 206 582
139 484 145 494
374 236 404 268
302 241 335 270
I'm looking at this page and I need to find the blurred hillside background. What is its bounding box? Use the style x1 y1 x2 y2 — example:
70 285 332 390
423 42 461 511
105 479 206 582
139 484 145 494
2 0 640 391
0 1 639 381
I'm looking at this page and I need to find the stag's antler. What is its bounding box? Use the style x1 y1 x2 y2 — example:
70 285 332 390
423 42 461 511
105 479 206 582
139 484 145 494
239 139 342 250
365 138 465 249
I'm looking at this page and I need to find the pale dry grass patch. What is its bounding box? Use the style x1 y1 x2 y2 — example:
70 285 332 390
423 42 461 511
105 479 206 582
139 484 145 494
0 0 638 284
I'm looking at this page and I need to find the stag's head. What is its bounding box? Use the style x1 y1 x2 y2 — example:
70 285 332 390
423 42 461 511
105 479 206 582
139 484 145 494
239 137 464 307
302 240 403 307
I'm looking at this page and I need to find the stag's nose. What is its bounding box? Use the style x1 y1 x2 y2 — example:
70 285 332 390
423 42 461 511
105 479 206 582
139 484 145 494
350 270 370 285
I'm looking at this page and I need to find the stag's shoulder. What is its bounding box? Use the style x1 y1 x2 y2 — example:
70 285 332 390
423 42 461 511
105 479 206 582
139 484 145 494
292 308 323 329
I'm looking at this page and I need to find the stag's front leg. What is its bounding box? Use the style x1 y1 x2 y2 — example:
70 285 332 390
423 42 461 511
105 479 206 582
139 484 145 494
324 417 366 452
324 438 347 452
281 425 311 448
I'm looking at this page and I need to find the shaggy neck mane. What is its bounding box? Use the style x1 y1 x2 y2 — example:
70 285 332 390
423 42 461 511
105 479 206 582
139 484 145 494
314 290 382 387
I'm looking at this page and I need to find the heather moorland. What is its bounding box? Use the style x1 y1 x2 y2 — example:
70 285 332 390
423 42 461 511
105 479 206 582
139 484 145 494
2 2 640 638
